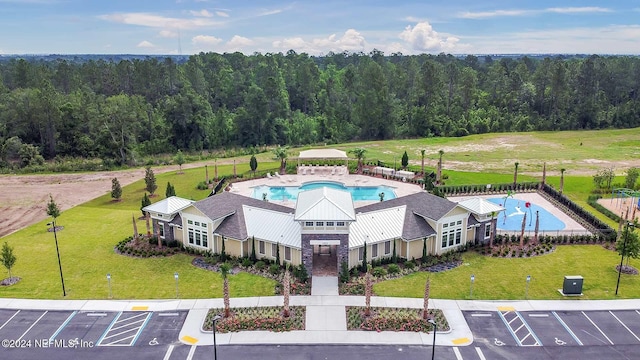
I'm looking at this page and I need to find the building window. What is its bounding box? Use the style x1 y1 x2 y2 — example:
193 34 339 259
195 232 201 246
188 231 194 244
358 247 364 261
272 243 278 258
443 223 448 228
384 241 391 255
202 234 208 247
326 221 334 226
371 244 378 258
157 214 163 218
315 221 324 227
187 225 207 248
337 222 345 226
259 241 265 255
195 221 200 226
187 220 193 225
441 222 463 250
457 220 462 225
305 221 313 227
485 223 491 238
159 223 165 238
285 247 291 261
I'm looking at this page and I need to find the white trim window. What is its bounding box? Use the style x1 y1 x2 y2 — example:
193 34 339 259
187 224 208 248
384 241 391 255
371 243 378 258
159 223 165 238
259 241 265 255
337 221 345 227
284 246 291 261
272 243 278 258
485 223 491 238
441 221 463 249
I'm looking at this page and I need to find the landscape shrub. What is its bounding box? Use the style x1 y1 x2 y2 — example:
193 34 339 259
387 263 400 274
372 267 387 277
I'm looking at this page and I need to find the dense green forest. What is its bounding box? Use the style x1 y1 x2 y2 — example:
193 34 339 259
1 51 639 168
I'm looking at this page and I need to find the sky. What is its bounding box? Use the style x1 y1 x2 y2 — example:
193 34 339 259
1 0 639 55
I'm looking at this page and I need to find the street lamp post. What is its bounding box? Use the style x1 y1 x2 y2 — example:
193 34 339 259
470 274 475 299
427 318 437 360
107 273 112 299
525 275 531 299
615 222 635 296
212 314 222 360
47 221 66 297
174 272 179 299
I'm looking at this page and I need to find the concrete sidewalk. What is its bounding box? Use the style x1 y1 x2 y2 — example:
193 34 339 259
3 291 640 347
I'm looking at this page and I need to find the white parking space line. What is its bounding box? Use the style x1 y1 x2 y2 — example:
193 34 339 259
17 311 48 341
186 345 197 360
453 347 463 359
609 311 640 343
49 311 77 341
163 344 175 360
158 313 180 317
97 312 152 347
528 314 549 318
471 313 492 317
475 347 487 360
0 310 20 331
552 312 583 346
581 311 614 345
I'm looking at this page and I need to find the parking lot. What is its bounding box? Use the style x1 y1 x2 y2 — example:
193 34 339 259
0 309 187 349
464 309 640 348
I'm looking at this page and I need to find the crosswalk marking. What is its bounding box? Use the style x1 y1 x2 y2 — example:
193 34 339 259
498 310 542 346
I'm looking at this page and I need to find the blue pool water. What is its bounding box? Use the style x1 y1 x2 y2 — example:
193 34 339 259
487 198 566 231
252 181 397 202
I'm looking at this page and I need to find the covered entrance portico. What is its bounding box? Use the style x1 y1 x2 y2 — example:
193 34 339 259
302 235 349 277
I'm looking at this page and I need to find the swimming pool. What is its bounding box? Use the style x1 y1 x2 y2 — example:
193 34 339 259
252 181 397 202
487 198 566 231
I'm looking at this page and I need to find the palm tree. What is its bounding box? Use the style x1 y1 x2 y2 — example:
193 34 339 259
489 211 497 248
220 263 232 317
273 146 289 174
423 276 431 319
560 168 566 194
349 148 367 174
364 270 372 316
283 265 291 317
513 162 519 186
436 150 444 185
420 149 426 175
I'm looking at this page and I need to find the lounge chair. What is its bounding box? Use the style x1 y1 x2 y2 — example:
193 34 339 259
275 172 281 178
302 168 307 175
310 168 315 175
266 172 272 179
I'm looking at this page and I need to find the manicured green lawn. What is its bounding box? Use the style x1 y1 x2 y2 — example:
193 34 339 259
374 246 640 300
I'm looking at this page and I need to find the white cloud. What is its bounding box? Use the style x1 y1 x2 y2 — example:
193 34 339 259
216 11 229 17
227 35 253 49
192 34 223 46
190 9 213 17
459 7 612 19
159 30 178 38
399 22 460 52
272 29 366 55
545 7 612 14
98 12 223 29
137 40 155 48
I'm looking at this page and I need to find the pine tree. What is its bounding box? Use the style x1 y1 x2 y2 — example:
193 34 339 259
392 239 397 264
283 265 291 317
144 166 158 196
165 182 176 197
250 236 257 262
422 237 427 263
401 150 409 169
46 194 61 220
221 236 227 261
249 155 258 177
141 193 151 217
111 177 122 201
275 242 280 266
361 242 368 273
1 242 16 279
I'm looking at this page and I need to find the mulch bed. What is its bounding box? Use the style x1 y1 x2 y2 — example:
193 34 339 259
0 277 21 286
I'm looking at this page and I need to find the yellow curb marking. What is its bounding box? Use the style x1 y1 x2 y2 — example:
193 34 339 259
181 335 199 345
131 306 149 311
497 306 515 311
452 337 470 345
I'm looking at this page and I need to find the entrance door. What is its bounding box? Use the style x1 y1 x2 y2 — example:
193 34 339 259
310 241 339 276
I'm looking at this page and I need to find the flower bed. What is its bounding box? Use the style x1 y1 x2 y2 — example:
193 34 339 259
114 236 181 257
346 307 449 332
203 306 305 333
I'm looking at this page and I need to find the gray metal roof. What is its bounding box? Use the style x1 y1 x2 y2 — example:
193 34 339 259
457 197 505 216
294 187 356 222
350 206 406 247
142 196 194 215
243 206 301 249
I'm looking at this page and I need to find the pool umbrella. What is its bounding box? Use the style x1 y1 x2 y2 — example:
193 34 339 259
534 211 539 244
520 212 527 249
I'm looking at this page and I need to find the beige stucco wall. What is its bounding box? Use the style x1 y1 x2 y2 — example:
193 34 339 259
223 236 243 257
406 239 423 260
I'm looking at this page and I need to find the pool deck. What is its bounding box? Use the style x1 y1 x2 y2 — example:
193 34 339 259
228 173 423 208
448 192 587 232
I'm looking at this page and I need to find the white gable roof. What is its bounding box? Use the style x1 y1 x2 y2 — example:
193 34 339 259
143 196 195 215
457 198 505 216
298 149 348 159
243 206 301 249
350 206 406 247
294 187 356 222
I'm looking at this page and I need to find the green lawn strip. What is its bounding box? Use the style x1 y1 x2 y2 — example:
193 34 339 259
204 306 305 332
374 246 640 300
0 205 275 299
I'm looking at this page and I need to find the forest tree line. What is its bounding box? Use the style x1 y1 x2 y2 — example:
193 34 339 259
1 51 639 167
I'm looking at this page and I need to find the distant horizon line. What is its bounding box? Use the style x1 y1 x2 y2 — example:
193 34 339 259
1 52 639 57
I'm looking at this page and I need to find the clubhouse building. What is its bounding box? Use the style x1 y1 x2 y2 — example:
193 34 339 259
143 180 504 276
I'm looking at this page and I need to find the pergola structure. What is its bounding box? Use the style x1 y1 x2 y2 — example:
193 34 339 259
296 149 349 167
